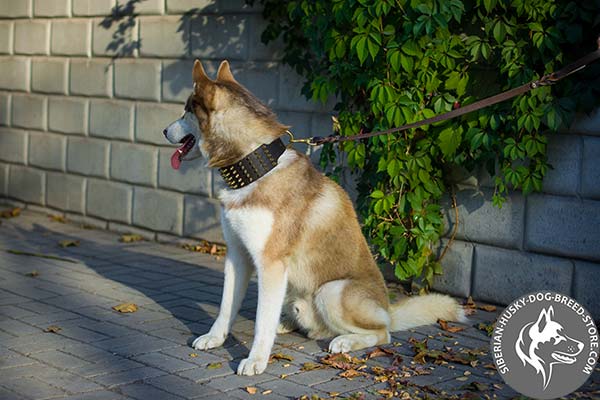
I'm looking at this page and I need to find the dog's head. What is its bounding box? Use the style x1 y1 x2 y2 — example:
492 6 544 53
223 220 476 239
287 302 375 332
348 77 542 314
515 306 584 389
163 60 288 169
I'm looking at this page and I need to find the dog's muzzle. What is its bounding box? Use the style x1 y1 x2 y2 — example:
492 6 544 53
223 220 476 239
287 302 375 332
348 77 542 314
170 134 196 170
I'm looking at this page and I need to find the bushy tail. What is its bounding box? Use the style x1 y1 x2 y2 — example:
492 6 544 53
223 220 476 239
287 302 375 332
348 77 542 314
389 293 466 331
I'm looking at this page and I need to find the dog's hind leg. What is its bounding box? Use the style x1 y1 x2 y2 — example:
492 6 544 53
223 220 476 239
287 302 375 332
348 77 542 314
192 218 253 350
315 279 391 353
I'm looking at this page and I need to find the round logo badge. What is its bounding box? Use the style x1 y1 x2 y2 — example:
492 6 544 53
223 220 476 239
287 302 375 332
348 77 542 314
491 291 599 399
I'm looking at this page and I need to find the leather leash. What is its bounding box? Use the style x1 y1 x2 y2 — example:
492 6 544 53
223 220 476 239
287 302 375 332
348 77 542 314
288 38 600 147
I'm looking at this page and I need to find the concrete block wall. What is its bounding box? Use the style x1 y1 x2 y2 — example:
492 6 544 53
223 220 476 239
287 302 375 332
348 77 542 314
0 0 598 317
0 0 331 244
434 121 600 318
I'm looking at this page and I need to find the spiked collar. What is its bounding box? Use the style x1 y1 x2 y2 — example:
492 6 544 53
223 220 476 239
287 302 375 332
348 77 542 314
218 138 286 190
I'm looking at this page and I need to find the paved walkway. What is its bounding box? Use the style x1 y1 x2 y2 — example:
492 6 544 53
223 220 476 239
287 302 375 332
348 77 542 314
0 209 598 400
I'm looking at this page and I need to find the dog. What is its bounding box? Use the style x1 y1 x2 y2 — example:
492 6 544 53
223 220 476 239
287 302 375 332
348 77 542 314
515 306 584 389
163 59 465 376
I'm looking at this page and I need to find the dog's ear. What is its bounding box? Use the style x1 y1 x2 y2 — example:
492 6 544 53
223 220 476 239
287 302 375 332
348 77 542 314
216 60 237 83
193 60 213 90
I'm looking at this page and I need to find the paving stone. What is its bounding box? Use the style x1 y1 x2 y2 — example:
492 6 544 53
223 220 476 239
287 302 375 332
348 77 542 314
525 194 600 261
139 16 188 57
14 20 50 55
110 142 158 186
60 391 130 400
93 366 167 387
67 137 109 178
0 128 27 164
147 374 218 398
176 364 235 383
260 377 329 398
1 376 66 399
0 57 30 91
33 0 70 17
114 59 161 101
31 349 92 369
134 352 198 373
118 382 184 400
70 58 113 97
11 94 47 131
28 131 66 171
52 19 91 56
472 244 573 305
31 58 69 94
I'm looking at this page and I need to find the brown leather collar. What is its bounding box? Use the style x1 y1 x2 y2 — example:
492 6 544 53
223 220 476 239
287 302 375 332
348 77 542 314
218 138 286 190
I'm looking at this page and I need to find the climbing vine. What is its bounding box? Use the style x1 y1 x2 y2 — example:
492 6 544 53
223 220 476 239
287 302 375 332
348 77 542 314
253 0 600 287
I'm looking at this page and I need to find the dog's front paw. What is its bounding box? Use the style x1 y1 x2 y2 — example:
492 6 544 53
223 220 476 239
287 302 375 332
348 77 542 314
237 357 268 376
192 333 225 350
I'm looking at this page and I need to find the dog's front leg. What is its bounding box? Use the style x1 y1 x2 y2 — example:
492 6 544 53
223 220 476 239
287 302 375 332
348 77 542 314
237 261 287 376
192 229 252 350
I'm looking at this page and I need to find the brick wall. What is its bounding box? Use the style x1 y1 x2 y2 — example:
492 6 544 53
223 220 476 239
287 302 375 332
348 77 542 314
0 0 333 243
433 111 600 318
1 0 598 317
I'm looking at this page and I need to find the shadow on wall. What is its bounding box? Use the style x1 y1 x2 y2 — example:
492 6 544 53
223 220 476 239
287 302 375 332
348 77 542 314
99 0 143 57
99 0 247 100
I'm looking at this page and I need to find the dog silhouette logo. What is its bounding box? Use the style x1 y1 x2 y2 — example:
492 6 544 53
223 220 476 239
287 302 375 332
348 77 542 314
491 292 598 399
515 306 584 390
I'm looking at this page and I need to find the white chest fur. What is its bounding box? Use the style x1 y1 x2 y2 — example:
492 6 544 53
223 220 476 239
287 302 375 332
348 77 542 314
222 206 274 265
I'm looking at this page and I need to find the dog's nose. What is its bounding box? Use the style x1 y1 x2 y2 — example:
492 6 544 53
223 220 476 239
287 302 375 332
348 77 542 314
162 129 168 137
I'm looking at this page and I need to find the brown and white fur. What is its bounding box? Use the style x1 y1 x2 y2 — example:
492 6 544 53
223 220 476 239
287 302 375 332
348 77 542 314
163 60 465 376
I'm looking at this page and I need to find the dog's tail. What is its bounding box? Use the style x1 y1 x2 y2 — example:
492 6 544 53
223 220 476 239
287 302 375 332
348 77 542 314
389 293 466 331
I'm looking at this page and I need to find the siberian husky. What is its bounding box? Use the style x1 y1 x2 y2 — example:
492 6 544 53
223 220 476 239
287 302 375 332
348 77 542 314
163 59 465 375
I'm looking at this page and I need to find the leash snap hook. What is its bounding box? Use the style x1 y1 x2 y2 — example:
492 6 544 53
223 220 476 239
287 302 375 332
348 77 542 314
285 130 317 146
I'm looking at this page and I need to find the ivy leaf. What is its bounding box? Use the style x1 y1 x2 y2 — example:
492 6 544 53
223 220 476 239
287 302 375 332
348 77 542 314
355 36 368 64
438 127 462 159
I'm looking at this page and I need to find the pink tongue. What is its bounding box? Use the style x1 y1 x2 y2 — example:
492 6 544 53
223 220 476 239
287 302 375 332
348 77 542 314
170 147 185 170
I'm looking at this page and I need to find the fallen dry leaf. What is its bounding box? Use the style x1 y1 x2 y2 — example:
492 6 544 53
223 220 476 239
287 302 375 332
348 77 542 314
465 296 476 308
339 369 365 379
477 322 495 336
456 376 469 381
483 363 496 370
262 389 272 395
269 353 294 363
58 240 80 248
0 207 22 218
49 214 67 223
119 234 144 243
279 374 288 379
366 347 396 359
25 271 39 278
207 362 222 369
460 381 489 392
181 241 227 256
112 303 138 313
44 325 61 333
245 386 257 395
478 304 497 312
438 319 465 333
189 353 198 358
376 389 394 398
328 392 340 397
301 362 324 371
320 353 365 370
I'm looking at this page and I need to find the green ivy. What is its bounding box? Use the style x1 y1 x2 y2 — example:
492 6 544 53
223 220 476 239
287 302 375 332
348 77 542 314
254 0 600 288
